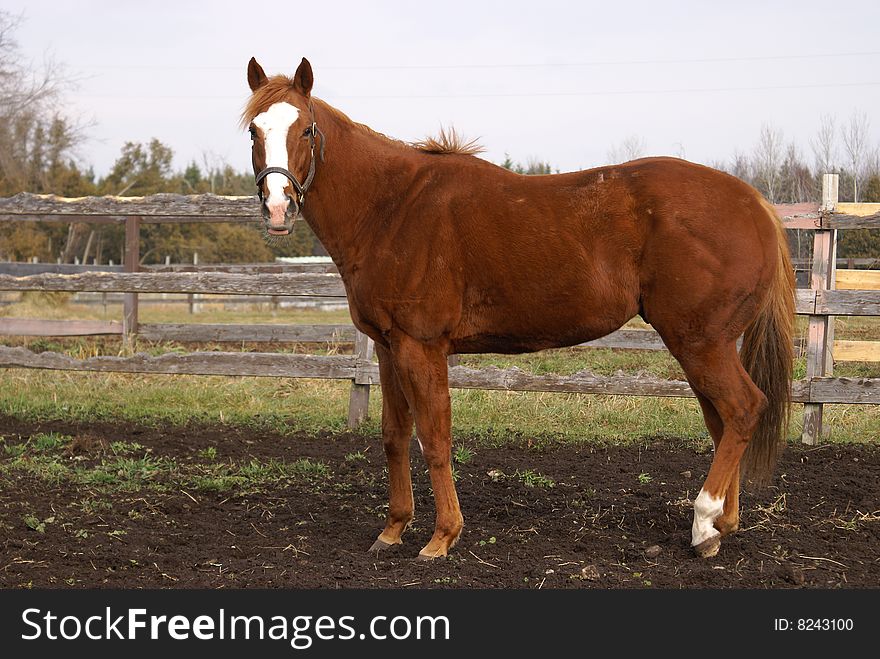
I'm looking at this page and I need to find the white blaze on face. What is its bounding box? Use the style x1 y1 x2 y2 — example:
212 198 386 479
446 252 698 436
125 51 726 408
253 101 300 224
691 488 724 547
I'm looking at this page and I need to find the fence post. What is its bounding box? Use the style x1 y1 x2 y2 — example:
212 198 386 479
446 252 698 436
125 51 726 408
188 252 201 314
347 329 375 427
801 173 838 445
122 216 140 348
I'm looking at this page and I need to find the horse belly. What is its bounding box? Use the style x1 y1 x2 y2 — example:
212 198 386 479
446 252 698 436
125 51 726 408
451 288 637 354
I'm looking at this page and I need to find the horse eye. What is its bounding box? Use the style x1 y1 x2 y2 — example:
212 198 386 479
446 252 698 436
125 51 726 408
249 126 257 138
302 127 312 138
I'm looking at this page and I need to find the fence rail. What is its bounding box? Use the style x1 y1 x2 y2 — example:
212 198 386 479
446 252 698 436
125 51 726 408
1 185 879 441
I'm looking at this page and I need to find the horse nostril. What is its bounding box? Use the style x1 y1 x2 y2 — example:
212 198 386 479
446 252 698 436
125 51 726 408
285 195 298 218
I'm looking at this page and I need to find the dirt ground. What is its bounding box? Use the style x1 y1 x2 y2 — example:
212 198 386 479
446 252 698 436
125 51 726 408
0 415 877 589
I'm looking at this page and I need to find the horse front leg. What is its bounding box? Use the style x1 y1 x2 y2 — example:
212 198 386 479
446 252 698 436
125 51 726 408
388 336 463 559
370 343 415 551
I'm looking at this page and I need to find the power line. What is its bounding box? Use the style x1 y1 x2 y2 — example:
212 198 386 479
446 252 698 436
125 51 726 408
78 50 880 71
324 51 880 70
70 79 880 101
331 80 880 99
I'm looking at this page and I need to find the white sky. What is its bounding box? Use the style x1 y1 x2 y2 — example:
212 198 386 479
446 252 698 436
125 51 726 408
6 0 880 176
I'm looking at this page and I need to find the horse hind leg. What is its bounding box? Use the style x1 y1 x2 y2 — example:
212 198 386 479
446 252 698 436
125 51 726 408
692 389 741 538
677 343 767 558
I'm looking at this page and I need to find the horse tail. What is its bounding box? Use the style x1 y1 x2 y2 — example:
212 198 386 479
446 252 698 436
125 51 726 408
739 204 796 484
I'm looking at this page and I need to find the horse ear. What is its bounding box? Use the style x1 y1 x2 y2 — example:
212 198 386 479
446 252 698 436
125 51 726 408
293 57 314 96
248 57 268 92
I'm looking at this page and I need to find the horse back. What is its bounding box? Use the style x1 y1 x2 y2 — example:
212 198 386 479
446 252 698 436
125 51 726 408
346 156 777 354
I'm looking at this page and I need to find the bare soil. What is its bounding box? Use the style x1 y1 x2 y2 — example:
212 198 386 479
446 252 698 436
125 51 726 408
1 415 877 588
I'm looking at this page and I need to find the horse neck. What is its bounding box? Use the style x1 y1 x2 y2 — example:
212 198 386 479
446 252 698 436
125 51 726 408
302 107 411 272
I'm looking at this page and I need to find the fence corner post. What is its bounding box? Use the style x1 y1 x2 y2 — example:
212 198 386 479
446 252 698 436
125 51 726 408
801 173 838 445
347 329 375 428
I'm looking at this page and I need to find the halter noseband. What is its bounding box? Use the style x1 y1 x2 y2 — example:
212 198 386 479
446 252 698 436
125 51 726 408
254 104 325 215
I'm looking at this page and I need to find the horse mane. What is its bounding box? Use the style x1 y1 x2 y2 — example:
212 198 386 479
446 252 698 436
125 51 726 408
316 102 484 157
242 79 484 157
411 126 485 156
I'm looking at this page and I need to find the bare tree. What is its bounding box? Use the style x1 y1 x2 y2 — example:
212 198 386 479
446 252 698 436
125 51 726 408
866 146 880 182
752 123 784 203
200 151 228 194
1 11 90 263
841 110 870 202
810 113 837 176
781 142 812 203
607 134 647 164
0 10 83 194
729 150 751 182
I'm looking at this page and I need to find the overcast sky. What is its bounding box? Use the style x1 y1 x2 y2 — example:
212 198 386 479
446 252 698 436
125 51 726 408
6 0 880 177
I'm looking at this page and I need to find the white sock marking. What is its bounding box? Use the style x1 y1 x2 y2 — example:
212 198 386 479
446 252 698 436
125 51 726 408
252 102 300 211
691 488 723 547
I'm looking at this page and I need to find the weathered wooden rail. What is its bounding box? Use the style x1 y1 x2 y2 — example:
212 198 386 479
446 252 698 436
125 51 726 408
1 184 879 440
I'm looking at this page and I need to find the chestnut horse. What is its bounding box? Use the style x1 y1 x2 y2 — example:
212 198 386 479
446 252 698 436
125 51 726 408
243 57 794 559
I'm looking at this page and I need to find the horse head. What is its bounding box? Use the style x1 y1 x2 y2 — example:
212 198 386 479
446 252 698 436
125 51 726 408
244 57 322 237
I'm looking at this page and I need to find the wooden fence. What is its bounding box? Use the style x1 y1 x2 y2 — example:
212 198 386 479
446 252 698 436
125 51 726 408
1 180 880 442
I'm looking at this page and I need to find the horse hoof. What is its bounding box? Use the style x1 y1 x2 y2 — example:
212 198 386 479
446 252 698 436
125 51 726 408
416 550 446 561
369 538 399 553
693 534 721 559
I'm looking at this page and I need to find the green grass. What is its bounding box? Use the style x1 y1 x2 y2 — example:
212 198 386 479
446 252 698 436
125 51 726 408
31 432 70 452
453 445 474 464
188 457 330 493
0 432 332 496
109 441 146 456
0 369 353 434
8 453 70 484
1 302 879 444
0 297 352 326
512 469 555 488
24 514 49 533
2 365 879 444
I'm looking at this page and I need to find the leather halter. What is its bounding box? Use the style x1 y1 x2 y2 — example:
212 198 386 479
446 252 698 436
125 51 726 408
253 104 325 212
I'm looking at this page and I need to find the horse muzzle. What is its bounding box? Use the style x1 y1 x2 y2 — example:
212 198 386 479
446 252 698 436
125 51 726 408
261 194 298 235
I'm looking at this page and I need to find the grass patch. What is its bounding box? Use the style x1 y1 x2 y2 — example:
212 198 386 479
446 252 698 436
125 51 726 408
2 442 27 458
1 304 879 445
513 469 555 488
1 436 332 497
188 457 331 493
109 441 146 456
0 370 354 434
2 453 70 484
453 445 474 464
1 432 71 459
24 514 50 533
73 455 171 491
2 366 879 445
31 432 70 452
